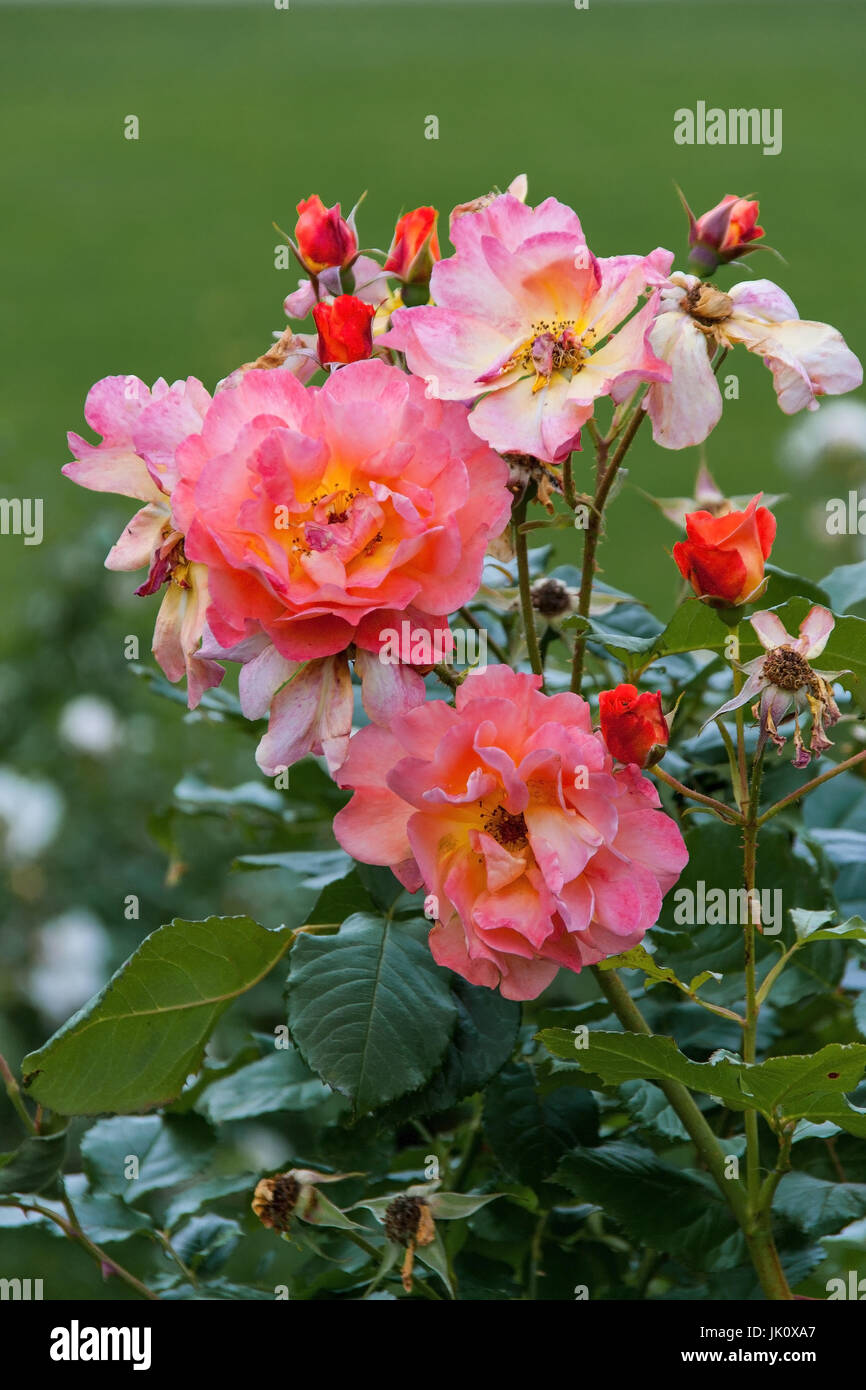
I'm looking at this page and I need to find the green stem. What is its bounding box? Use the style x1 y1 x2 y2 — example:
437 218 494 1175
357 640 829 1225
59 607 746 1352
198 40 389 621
570 403 647 693
513 487 545 681
458 606 509 666
16 1199 159 1301
756 749 866 826
652 763 743 824
593 964 793 1299
0 1054 36 1134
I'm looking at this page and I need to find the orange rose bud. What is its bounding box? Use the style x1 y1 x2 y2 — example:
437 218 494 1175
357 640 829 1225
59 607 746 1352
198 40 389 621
686 193 764 276
599 684 669 768
313 295 375 365
384 207 441 284
673 493 776 607
295 195 357 275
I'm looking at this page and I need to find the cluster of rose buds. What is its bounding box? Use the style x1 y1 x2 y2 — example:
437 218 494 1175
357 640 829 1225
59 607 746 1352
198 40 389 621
63 180 861 998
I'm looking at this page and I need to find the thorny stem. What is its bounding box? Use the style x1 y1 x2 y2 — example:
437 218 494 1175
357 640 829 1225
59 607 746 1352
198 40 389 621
570 402 647 693
756 749 866 826
593 964 792 1299
13 1199 160 1301
0 1054 37 1134
652 763 743 825
513 487 545 681
458 606 509 667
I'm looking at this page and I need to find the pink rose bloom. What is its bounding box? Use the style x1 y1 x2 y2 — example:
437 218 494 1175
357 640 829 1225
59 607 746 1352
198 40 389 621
381 192 673 464
646 274 863 449
64 375 224 707
334 666 688 1000
172 359 511 774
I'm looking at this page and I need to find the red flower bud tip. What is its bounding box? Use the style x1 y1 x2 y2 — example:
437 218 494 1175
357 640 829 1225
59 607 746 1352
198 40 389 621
295 195 357 275
673 493 776 607
384 206 441 284
599 684 669 769
313 295 376 366
684 192 764 276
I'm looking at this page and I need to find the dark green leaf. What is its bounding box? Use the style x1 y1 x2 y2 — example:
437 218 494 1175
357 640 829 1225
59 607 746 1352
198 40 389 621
81 1116 215 1201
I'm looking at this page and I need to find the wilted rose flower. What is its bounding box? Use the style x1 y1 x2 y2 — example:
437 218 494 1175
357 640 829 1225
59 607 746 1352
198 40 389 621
294 195 357 275
708 605 846 768
171 360 511 773
646 274 863 449
334 666 688 1000
313 294 376 365
684 192 764 276
673 492 776 606
599 684 669 768
384 207 440 284
382 192 673 464
64 375 223 706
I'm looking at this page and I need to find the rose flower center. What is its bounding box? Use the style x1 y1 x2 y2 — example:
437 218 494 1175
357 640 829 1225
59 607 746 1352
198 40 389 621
761 646 817 692
481 803 529 850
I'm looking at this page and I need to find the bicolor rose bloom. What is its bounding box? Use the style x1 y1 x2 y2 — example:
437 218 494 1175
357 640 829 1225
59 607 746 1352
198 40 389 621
646 274 863 450
334 667 688 1000
599 684 669 768
171 359 512 773
707 605 846 768
384 207 440 284
64 375 223 707
684 193 764 276
313 295 376 365
382 192 674 464
673 492 776 606
294 195 357 275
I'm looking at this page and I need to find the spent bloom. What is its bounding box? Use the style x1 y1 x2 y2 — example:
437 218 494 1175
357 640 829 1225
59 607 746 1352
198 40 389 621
709 605 846 767
599 684 669 768
334 666 687 1000
383 192 673 464
646 274 863 450
673 492 776 607
64 375 223 706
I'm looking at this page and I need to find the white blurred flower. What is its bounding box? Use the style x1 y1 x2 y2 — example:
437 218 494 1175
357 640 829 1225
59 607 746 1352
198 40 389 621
782 399 866 476
58 695 122 755
0 768 63 861
29 908 110 1021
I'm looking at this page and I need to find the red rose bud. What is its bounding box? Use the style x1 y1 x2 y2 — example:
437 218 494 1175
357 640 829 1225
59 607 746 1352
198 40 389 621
599 684 669 768
673 493 776 607
384 207 440 284
313 295 376 365
295 195 357 275
681 191 764 276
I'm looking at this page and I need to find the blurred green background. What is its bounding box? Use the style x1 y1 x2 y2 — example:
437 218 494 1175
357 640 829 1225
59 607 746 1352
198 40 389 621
1 0 864 1293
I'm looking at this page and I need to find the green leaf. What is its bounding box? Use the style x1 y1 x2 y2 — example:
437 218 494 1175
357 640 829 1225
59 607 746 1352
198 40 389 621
791 909 866 944
761 565 831 608
774 1171 866 1237
196 1048 331 1123
555 1141 743 1271
539 1030 866 1134
820 559 866 613
232 849 352 891
304 869 375 926
619 1079 689 1141
170 1214 242 1275
81 1115 215 1201
165 1174 254 1232
287 913 458 1114
70 1190 154 1245
483 1062 598 1186
22 916 294 1114
0 1131 67 1196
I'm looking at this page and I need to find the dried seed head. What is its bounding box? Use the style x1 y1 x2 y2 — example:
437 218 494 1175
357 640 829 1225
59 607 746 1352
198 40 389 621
252 1173 300 1234
531 576 573 619
685 283 734 324
384 1194 429 1246
761 647 817 693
